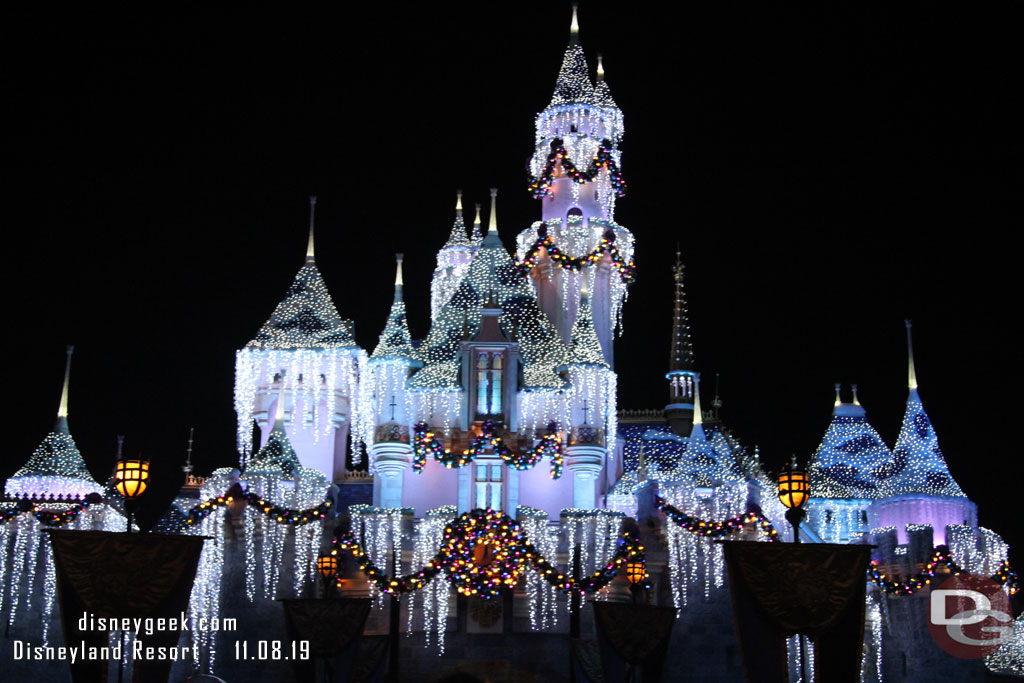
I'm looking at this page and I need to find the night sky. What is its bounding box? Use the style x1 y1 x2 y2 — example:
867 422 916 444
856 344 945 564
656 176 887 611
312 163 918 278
6 4 1020 566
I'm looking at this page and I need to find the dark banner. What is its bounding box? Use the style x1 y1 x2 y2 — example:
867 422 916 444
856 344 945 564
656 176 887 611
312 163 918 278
592 602 677 682
281 598 372 682
722 541 872 683
46 530 206 683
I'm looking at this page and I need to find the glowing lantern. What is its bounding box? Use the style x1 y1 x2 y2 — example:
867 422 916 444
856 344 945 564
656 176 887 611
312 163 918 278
115 458 150 499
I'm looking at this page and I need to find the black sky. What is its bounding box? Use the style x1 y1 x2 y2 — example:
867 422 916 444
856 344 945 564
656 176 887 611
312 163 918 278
5 3 1020 564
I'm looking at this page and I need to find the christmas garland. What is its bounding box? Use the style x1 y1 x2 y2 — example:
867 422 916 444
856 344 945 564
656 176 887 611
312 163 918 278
656 496 780 542
869 547 1020 596
529 138 627 198
413 420 564 479
0 493 103 528
185 489 331 526
332 508 647 598
516 234 636 284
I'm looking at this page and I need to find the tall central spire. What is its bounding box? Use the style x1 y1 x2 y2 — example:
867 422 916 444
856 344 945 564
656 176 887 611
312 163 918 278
669 251 695 373
665 252 699 436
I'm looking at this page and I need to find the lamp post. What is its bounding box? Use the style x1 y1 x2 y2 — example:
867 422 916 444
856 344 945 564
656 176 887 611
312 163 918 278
778 454 810 683
115 456 150 533
778 455 809 544
317 551 338 597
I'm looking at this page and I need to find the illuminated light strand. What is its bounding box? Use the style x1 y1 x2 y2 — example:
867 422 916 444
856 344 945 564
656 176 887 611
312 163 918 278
183 489 331 526
529 138 627 198
655 495 780 542
868 546 1019 596
332 509 647 598
516 235 635 284
412 421 564 479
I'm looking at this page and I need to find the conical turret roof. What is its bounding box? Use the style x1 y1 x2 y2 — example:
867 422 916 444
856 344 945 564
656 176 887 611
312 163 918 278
442 191 471 248
5 347 102 498
807 386 891 499
548 6 594 106
245 384 301 476
371 254 419 363
247 209 355 349
875 389 965 498
874 321 966 499
591 54 618 109
562 289 607 368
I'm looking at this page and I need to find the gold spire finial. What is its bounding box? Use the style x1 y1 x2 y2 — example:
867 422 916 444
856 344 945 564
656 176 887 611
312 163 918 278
306 195 317 260
597 53 605 82
570 3 580 44
488 188 498 234
455 190 463 214
395 252 405 287
905 319 918 390
57 345 74 418
852 384 861 406
834 383 842 407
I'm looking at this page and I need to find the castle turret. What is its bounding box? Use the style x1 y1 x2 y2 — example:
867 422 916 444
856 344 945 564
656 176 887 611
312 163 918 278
366 254 422 508
869 321 976 544
430 191 476 319
233 197 364 482
5 346 102 499
517 4 634 367
805 383 891 542
560 283 616 508
665 251 698 435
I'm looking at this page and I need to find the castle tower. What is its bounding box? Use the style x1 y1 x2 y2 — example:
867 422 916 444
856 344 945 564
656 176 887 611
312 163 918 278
430 191 476 319
665 251 698 435
805 383 891 542
233 197 364 483
5 346 102 499
517 4 634 367
365 254 422 508
409 189 568 514
560 283 616 508
869 321 977 545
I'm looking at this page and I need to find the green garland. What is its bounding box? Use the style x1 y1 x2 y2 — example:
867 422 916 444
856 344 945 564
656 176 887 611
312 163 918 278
516 234 636 284
333 508 646 597
0 494 103 528
184 489 331 526
413 421 564 479
529 138 627 198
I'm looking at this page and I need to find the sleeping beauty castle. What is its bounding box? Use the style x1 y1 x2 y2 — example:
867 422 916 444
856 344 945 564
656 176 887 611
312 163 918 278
1 6 1020 682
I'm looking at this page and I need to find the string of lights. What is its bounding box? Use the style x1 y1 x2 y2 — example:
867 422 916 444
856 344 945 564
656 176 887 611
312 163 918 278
183 489 331 526
412 421 565 478
516 234 635 284
655 495 780 541
868 547 1019 596
331 508 646 598
529 138 627 198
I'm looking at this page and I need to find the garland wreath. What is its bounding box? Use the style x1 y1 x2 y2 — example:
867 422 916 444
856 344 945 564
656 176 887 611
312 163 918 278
516 232 636 285
333 508 648 599
0 492 104 528
185 486 331 526
657 495 1019 596
529 138 627 198
413 420 564 479
869 547 1020 596
656 496 780 542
